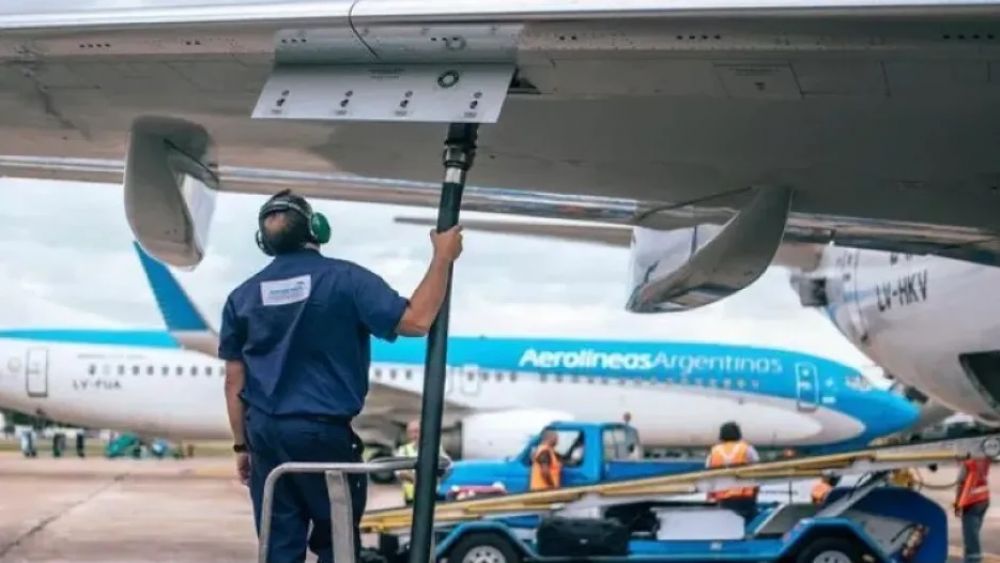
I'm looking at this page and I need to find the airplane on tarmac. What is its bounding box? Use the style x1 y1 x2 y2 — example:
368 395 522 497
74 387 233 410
0 243 920 459
3 1 1000 317
1 0 996 445
791 247 1000 426
416 216 992 427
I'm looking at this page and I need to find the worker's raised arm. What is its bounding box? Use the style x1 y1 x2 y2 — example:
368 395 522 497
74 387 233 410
396 226 463 337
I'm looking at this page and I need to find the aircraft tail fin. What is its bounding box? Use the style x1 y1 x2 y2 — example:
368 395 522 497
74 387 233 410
133 242 219 355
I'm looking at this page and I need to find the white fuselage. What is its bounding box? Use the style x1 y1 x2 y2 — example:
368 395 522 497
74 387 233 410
0 338 871 449
820 247 1000 422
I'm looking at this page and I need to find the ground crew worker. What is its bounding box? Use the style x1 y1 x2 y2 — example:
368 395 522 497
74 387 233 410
955 456 991 563
530 430 563 491
706 421 760 522
810 474 840 505
19 427 36 458
395 419 451 506
75 431 86 458
889 467 918 489
220 189 463 563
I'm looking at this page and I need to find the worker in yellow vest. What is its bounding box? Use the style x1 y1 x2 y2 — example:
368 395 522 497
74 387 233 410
706 422 760 522
530 430 563 491
888 467 918 489
395 420 450 506
955 456 991 563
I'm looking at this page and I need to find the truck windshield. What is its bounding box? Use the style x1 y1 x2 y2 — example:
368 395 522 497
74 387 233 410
603 427 641 461
553 430 585 467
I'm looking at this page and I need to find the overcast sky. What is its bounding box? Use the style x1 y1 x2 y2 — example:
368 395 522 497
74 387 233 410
0 177 873 370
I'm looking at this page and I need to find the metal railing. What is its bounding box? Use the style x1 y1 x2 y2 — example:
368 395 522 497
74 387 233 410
257 457 449 563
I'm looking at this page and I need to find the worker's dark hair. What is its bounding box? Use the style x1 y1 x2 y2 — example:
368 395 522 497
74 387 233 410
719 421 742 442
260 206 311 255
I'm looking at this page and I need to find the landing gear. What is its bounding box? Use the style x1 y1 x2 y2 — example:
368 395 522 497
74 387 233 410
408 123 479 563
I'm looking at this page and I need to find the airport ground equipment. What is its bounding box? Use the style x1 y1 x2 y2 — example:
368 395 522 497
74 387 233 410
357 433 1000 563
257 457 446 563
377 480 942 563
409 122 479 563
105 433 142 458
439 421 703 498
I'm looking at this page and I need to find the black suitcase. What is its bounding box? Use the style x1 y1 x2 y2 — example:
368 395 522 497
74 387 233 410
536 516 629 557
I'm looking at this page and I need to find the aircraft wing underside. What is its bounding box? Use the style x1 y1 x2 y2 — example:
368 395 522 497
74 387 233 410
3 1 1000 268
3 154 998 268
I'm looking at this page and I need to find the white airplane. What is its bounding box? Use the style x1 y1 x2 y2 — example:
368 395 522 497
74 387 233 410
791 247 1000 426
0 243 920 458
2 1 998 431
423 216 987 426
2 0 1000 317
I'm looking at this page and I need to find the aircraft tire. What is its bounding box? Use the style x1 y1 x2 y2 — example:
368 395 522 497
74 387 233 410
447 533 521 563
795 537 864 563
364 446 396 484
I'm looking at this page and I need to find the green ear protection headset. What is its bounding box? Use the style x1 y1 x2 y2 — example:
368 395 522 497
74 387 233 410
255 189 331 256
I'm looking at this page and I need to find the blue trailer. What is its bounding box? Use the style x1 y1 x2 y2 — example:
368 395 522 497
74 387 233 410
318 435 1000 563
389 475 946 563
439 422 704 498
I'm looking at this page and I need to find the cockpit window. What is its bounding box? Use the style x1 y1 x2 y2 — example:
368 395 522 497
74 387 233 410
844 375 872 392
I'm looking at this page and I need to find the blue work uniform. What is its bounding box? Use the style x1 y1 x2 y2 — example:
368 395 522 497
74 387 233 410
219 248 407 563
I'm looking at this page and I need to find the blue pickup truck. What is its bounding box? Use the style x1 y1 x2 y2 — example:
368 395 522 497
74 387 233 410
439 422 703 498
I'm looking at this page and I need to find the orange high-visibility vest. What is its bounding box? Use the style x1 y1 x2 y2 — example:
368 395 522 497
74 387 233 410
707 440 757 501
811 481 833 504
958 458 991 508
530 443 562 491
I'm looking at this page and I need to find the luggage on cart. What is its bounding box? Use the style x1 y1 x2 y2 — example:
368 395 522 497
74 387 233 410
536 516 629 557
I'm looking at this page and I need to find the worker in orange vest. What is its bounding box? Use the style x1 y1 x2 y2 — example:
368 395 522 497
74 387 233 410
955 456 991 563
530 430 563 491
706 422 760 522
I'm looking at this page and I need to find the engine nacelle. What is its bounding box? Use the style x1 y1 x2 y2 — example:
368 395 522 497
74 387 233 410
627 186 792 312
124 116 219 268
446 409 573 459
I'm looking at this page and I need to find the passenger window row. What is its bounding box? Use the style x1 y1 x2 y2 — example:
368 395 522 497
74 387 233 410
370 367 521 383
87 363 223 377
366 367 758 389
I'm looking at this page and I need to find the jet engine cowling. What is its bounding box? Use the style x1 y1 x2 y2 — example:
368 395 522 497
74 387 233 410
443 409 573 459
627 186 792 312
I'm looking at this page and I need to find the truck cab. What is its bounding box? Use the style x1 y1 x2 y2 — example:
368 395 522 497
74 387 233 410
439 422 703 497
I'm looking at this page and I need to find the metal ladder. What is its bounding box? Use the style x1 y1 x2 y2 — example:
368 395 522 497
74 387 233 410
258 457 450 563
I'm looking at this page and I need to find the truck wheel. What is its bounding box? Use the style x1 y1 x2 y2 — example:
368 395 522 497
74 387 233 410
364 446 396 484
795 538 865 563
448 533 520 563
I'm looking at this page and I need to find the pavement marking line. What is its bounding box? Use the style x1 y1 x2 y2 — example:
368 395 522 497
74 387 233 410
0 472 127 559
948 545 1000 563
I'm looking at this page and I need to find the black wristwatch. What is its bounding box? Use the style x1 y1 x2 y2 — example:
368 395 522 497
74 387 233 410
233 443 248 453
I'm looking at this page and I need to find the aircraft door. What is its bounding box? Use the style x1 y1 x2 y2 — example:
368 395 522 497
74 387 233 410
795 362 819 412
847 249 871 343
459 364 481 397
830 249 869 345
25 348 48 398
